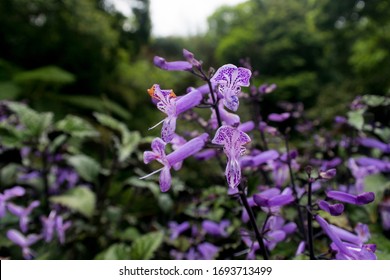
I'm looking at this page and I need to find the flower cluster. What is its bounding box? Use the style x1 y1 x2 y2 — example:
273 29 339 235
142 49 386 260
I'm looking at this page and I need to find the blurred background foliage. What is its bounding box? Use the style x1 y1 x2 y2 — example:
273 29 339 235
1 0 390 128
1 0 390 259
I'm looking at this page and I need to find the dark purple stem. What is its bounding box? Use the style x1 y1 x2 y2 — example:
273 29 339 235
284 135 307 240
238 179 269 260
307 179 316 260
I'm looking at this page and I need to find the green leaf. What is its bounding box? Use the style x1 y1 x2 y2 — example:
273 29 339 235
347 109 365 130
0 122 24 147
94 113 140 162
362 95 390 107
0 82 21 99
0 163 20 186
13 66 75 85
116 227 141 241
119 131 141 162
365 174 390 198
67 154 100 182
56 115 99 138
6 101 53 139
130 231 164 260
95 243 131 260
50 187 96 218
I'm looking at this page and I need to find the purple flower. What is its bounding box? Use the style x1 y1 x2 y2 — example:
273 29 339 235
7 229 42 259
238 121 255 132
202 220 230 237
194 149 217 160
348 158 380 193
318 200 344 216
148 84 203 142
0 186 25 218
197 242 219 260
311 157 342 170
315 215 376 260
240 150 279 168
295 241 306 256
182 49 202 69
319 168 337 180
326 190 375 205
153 56 193 71
55 215 71 244
18 170 41 181
41 211 56 242
259 121 278 136
358 137 390 153
210 64 252 111
142 133 209 192
259 83 277 94
253 188 294 213
268 112 290 122
209 102 240 129
329 223 370 246
211 125 251 188
8 200 40 233
334 116 347 124
168 221 190 240
356 157 390 172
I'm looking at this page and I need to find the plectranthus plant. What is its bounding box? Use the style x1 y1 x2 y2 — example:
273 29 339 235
141 49 390 260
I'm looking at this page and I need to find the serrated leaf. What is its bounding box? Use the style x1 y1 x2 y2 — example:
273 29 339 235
6 101 53 138
95 243 131 260
50 187 96 218
0 122 24 147
67 155 100 182
130 231 164 260
56 115 99 138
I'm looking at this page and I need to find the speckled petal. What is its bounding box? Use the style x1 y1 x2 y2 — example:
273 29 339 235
161 117 177 143
226 158 241 188
159 167 172 192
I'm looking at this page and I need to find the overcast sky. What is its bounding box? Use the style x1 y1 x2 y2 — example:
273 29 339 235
111 0 246 37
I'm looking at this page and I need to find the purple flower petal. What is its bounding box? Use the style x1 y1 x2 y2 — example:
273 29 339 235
166 133 208 167
161 117 177 143
176 89 203 115
159 167 172 192
153 56 193 71
226 158 241 189
318 200 344 216
358 137 390 153
197 242 219 260
327 190 375 205
210 64 252 111
238 121 255 132
268 112 290 122
319 168 337 180
7 229 27 247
